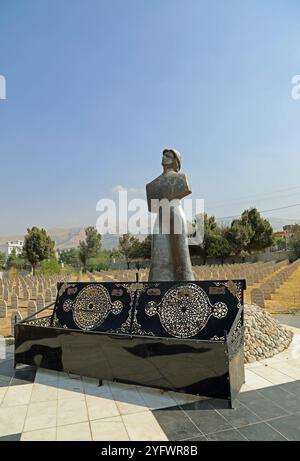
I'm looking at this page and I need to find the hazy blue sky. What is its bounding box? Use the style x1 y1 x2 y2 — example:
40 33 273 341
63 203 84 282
1 0 300 235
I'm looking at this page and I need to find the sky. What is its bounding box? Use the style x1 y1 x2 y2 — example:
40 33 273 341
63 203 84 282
1 0 300 235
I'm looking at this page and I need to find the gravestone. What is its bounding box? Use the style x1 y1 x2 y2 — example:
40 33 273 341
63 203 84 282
27 300 37 317
45 289 52 304
11 293 19 309
251 288 265 308
0 299 7 318
3 288 9 302
23 288 29 301
31 286 37 299
36 294 45 310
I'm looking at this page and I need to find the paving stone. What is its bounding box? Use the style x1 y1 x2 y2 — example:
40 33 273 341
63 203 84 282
181 400 233 435
239 422 288 441
153 407 201 441
267 413 300 441
207 429 247 441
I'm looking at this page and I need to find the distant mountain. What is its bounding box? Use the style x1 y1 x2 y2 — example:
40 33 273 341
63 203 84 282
1 216 299 251
0 227 120 251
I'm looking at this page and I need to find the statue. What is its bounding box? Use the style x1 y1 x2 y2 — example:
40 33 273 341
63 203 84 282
146 148 194 281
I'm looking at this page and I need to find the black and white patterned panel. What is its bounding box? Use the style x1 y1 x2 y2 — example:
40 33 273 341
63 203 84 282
52 283 134 333
135 280 245 340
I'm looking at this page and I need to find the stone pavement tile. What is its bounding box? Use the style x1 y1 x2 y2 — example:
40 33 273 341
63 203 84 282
83 377 112 397
268 362 300 380
122 411 168 441
86 394 120 420
35 368 58 385
11 366 36 386
237 390 289 420
58 388 85 400
245 369 274 390
113 388 148 415
108 381 136 393
257 386 300 414
279 380 300 397
2 383 33 407
137 386 177 410
0 405 28 437
152 407 201 441
180 400 233 435
0 385 8 404
0 433 22 441
30 383 58 403
245 361 265 370
24 400 57 432
207 429 247 441
21 427 57 441
251 366 296 385
239 422 288 441
239 384 253 393
57 396 88 426
168 390 202 405
211 399 262 429
182 435 207 441
57 422 92 441
267 412 300 441
91 416 129 441
0 376 11 387
58 374 84 399
0 359 14 380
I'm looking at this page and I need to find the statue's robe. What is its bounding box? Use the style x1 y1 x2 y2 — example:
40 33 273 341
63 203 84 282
146 171 194 282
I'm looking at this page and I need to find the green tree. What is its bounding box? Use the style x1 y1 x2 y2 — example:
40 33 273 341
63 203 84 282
0 251 6 268
197 214 218 265
79 226 102 271
274 236 287 251
289 225 300 260
23 227 55 275
119 234 140 269
6 249 27 270
59 248 81 268
37 258 62 275
132 235 152 260
87 250 111 272
241 208 274 254
208 227 232 265
226 218 253 259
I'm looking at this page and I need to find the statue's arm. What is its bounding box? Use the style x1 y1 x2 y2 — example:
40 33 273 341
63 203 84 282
180 173 192 197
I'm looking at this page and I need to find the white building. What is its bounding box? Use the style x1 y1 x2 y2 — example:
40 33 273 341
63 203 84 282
0 240 24 257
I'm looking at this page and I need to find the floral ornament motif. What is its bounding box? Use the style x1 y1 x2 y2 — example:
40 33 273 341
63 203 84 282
213 280 243 306
63 299 73 312
145 283 229 339
25 317 51 327
58 283 77 298
212 302 228 319
61 284 123 331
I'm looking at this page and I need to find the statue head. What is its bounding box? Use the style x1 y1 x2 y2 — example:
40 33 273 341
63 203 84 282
162 148 181 173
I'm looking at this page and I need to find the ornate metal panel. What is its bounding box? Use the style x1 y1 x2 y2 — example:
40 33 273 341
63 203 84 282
50 280 245 340
52 282 133 333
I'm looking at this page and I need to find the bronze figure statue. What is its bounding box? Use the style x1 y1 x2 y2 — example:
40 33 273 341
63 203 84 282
146 148 194 281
